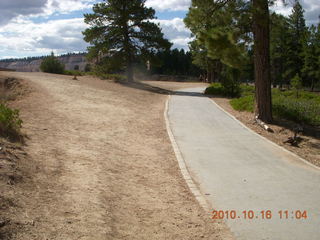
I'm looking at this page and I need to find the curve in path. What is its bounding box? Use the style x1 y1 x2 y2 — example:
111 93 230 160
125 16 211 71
167 87 320 240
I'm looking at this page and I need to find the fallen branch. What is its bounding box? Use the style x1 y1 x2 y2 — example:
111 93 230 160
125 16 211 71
283 126 303 147
255 116 274 133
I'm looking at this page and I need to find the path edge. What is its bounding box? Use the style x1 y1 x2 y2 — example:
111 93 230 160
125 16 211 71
164 95 210 211
209 98 320 172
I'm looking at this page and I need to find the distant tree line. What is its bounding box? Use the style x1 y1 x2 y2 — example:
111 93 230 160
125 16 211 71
0 52 86 63
150 48 201 76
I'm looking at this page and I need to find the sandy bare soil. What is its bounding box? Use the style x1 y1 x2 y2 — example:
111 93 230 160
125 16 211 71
0 72 233 240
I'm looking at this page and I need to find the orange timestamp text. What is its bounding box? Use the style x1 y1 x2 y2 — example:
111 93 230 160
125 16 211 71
211 210 308 220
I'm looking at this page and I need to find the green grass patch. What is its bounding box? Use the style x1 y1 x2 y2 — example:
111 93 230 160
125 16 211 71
82 71 126 81
240 85 255 96
93 73 127 82
273 95 320 126
64 70 84 76
229 86 320 126
0 104 23 140
230 95 254 112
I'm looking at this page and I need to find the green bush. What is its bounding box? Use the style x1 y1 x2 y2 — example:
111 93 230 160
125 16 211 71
40 52 65 74
273 95 320 126
240 85 255 96
99 73 127 82
64 70 84 76
221 79 241 97
204 83 225 95
290 74 302 98
230 95 254 112
275 89 320 102
205 82 252 98
84 64 92 72
229 87 320 126
0 104 22 139
220 68 241 97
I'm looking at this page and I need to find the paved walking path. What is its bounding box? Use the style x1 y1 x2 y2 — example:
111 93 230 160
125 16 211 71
167 87 320 240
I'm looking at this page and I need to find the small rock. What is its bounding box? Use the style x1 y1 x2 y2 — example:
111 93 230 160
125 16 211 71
0 219 9 228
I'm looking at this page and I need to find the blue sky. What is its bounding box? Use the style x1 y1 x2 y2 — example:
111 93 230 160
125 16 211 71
0 0 319 59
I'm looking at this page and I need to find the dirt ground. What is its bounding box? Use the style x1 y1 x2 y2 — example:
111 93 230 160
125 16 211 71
0 72 233 240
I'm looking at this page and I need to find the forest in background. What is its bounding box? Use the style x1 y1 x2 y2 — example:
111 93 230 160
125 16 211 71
184 0 319 91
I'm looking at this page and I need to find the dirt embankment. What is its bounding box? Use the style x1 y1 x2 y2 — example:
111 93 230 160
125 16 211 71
0 76 32 239
0 72 232 240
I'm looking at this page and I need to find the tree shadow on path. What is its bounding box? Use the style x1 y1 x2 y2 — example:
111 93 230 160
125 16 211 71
118 80 206 97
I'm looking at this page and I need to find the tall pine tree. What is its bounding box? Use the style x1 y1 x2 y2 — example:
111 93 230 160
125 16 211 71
302 23 320 91
252 0 272 122
83 0 171 81
285 0 307 82
184 0 251 83
184 0 219 82
270 13 291 87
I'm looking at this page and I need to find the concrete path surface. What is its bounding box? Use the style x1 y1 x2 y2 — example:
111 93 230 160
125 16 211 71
167 87 320 240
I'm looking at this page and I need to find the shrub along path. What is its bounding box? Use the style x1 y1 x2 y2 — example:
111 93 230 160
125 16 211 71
0 72 233 240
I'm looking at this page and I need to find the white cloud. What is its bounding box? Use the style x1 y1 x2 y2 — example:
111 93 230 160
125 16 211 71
272 0 320 25
0 18 88 56
0 0 97 26
0 16 193 59
0 0 47 26
42 0 96 16
146 0 191 11
300 0 320 25
170 37 193 49
154 18 191 49
0 0 97 57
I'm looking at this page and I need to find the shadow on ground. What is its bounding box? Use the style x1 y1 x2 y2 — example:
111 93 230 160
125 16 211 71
118 80 206 97
119 80 320 140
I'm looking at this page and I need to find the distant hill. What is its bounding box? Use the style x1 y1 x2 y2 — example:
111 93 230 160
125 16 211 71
0 53 88 72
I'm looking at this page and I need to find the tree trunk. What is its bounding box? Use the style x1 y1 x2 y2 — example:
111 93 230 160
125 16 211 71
252 0 273 123
126 61 133 82
208 69 214 83
311 78 314 92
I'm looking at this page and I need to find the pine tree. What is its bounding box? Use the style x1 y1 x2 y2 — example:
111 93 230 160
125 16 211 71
302 24 320 91
286 0 307 81
270 13 291 87
184 0 223 82
40 52 65 74
83 0 171 81
184 0 250 83
252 0 272 122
